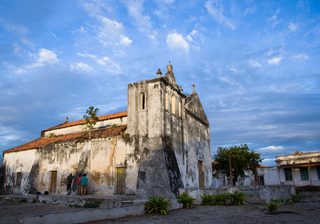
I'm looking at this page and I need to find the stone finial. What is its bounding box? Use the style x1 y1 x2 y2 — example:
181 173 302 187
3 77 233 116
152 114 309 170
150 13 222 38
192 83 196 93
167 63 173 74
156 68 162 77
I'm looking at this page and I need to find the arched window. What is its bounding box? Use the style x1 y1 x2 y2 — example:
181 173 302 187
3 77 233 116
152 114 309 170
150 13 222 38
140 92 146 110
178 100 182 117
165 93 169 111
171 95 176 115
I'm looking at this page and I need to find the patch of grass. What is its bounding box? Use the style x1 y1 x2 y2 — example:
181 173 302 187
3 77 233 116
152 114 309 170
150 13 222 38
83 200 103 208
229 191 245 205
201 194 215 205
266 200 280 213
177 192 195 208
144 196 170 215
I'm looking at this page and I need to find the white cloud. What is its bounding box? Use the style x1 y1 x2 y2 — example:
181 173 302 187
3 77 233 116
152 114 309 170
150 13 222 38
34 48 59 67
70 62 94 74
78 53 121 74
288 22 298 32
80 1 132 47
257 145 287 153
122 0 157 40
292 53 309 61
0 125 27 147
248 60 262 68
166 32 190 52
186 29 198 42
267 10 281 28
14 48 59 74
97 17 133 47
267 56 282 65
120 35 133 46
205 0 236 30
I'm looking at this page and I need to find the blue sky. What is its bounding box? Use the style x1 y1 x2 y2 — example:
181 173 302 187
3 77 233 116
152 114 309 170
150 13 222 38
0 0 319 165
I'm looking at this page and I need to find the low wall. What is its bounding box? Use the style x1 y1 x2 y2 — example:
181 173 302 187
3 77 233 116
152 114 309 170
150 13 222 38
259 185 295 203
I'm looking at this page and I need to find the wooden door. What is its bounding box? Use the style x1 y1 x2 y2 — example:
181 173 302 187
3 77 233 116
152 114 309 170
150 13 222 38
116 167 126 194
50 171 57 193
198 161 205 189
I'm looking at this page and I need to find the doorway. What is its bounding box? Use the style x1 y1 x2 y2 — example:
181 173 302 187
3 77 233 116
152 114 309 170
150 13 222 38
198 161 205 189
116 167 126 194
50 170 57 193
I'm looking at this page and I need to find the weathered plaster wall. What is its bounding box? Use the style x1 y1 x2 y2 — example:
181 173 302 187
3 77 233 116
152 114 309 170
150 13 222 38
44 117 127 137
127 77 212 199
3 149 38 194
3 136 137 195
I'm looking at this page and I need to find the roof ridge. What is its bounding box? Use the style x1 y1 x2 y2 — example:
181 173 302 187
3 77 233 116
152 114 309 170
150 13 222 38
4 125 127 154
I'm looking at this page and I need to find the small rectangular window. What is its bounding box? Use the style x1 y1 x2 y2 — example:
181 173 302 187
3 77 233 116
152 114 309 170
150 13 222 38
16 172 22 187
284 168 292 181
300 167 309 181
317 166 320 180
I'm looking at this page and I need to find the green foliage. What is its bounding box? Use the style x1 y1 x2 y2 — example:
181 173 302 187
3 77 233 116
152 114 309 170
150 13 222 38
290 194 301 203
201 194 215 205
83 106 99 130
213 193 228 205
214 144 261 185
83 200 103 208
266 201 280 213
144 196 170 215
229 191 245 205
177 192 195 208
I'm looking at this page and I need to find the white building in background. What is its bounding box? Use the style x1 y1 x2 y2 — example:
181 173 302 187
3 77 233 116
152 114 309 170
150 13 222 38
276 151 320 187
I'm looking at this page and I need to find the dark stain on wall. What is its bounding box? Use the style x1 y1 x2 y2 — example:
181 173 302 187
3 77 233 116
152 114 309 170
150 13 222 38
23 161 39 194
0 163 7 194
162 136 183 196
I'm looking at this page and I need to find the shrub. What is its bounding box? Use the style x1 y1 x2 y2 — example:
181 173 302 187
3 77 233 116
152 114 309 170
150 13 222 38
290 194 300 203
229 191 245 205
213 193 228 205
144 196 170 215
84 200 103 208
266 201 280 213
177 192 195 208
201 194 215 205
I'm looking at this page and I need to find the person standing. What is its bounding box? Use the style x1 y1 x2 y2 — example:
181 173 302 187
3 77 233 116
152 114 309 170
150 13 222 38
80 174 88 195
76 174 82 195
66 173 74 195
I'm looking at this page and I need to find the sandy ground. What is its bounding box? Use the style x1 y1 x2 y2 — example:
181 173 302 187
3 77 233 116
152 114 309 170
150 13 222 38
89 202 320 224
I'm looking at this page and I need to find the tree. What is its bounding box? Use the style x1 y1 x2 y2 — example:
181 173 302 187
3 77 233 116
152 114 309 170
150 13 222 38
83 106 99 138
214 144 261 186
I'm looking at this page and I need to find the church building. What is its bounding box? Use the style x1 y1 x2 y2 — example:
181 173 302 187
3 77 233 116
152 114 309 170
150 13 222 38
2 64 212 198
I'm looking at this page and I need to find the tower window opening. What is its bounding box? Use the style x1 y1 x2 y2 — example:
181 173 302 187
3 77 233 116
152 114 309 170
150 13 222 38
171 95 176 115
140 92 146 110
165 93 170 111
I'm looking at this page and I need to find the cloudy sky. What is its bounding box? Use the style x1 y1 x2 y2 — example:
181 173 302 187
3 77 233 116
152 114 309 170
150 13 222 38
0 0 319 165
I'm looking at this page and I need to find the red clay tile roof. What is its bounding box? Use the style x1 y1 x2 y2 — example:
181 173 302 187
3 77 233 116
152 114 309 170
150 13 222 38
43 111 127 132
4 125 127 154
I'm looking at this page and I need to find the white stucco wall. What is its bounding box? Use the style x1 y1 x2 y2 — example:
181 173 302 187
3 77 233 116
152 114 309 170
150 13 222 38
44 117 127 137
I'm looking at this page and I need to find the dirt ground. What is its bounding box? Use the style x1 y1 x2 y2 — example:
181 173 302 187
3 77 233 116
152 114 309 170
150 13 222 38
0 198 319 224
90 202 320 224
0 199 80 224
